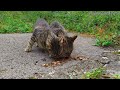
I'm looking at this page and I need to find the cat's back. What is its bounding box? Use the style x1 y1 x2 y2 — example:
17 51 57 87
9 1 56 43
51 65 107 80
33 18 50 30
50 21 67 36
32 18 50 38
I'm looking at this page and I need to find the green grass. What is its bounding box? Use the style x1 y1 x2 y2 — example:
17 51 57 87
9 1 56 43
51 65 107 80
113 74 120 79
81 67 120 79
0 11 119 34
82 67 106 79
0 11 119 46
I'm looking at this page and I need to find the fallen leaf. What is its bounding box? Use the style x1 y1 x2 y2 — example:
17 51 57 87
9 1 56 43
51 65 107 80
42 64 49 67
71 55 88 61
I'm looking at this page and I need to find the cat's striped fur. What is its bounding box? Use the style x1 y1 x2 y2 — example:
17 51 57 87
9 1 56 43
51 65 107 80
25 18 77 58
50 21 77 58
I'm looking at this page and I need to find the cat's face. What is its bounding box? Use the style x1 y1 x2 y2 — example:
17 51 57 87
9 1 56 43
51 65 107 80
46 37 61 58
46 35 77 59
57 35 77 58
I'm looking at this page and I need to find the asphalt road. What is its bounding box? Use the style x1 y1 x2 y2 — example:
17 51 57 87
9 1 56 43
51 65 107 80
0 33 119 79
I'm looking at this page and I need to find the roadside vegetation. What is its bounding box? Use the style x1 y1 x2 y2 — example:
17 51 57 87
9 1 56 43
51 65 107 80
82 67 120 79
0 11 119 47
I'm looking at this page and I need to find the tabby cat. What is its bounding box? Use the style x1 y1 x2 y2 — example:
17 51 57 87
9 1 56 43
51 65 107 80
25 18 77 58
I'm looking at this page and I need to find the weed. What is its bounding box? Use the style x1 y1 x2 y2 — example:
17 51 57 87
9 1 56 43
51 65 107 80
28 76 37 79
95 35 113 47
82 67 106 79
113 74 120 79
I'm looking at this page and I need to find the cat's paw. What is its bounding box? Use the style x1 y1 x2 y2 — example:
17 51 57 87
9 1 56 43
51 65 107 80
24 47 32 52
36 43 39 47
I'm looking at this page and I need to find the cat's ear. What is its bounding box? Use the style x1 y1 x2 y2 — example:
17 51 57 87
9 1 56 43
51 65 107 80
68 35 77 42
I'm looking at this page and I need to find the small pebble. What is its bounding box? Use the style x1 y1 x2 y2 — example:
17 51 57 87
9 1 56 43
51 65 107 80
11 67 14 69
118 61 120 64
102 57 108 59
72 72 76 76
118 50 120 53
41 58 46 61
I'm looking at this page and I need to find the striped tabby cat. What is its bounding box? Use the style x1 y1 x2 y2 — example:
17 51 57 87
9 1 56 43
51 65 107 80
25 18 77 58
